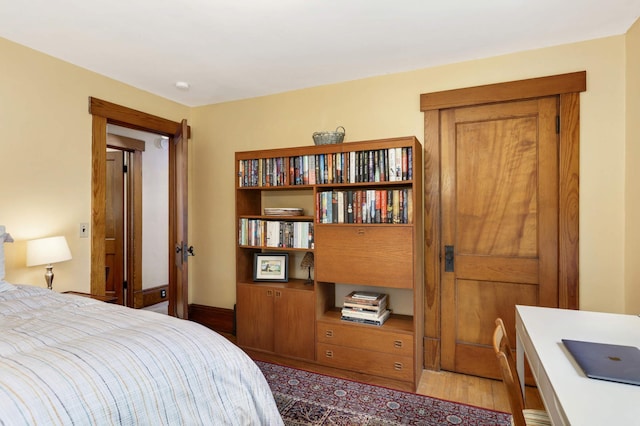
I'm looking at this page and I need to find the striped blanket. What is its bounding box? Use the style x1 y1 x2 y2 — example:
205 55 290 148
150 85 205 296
0 284 283 425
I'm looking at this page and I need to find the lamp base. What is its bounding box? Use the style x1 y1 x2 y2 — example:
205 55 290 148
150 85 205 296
44 264 54 290
304 267 313 285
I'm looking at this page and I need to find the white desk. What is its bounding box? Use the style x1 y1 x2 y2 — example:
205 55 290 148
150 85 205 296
515 305 640 425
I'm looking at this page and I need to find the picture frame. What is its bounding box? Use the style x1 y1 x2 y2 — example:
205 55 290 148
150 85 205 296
254 252 289 282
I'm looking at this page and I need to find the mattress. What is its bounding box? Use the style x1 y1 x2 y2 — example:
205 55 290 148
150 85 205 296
0 284 283 425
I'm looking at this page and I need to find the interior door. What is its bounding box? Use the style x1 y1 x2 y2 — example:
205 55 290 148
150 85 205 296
105 150 125 305
440 97 559 378
170 119 189 319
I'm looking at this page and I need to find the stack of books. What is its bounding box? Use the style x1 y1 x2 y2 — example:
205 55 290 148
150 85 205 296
341 291 390 326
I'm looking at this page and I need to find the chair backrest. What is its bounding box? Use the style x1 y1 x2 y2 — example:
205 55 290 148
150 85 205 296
493 318 526 426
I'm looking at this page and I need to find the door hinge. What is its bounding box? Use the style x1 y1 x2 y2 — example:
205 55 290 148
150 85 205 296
556 116 560 134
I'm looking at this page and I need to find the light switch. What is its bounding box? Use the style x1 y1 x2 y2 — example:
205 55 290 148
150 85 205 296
79 223 89 238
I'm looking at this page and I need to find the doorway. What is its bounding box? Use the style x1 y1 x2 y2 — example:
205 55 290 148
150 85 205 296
105 128 169 309
420 72 585 377
89 97 190 318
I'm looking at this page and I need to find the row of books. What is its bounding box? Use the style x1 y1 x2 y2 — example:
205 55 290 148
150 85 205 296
317 188 413 224
238 147 413 187
238 219 314 249
341 291 390 326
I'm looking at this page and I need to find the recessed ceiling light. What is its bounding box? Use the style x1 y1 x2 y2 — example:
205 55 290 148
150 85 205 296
175 81 190 90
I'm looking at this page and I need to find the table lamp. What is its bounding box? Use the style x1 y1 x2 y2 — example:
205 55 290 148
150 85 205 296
26 236 72 290
300 252 314 285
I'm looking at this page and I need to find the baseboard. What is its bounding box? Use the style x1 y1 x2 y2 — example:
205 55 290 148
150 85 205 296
142 285 169 307
189 304 235 335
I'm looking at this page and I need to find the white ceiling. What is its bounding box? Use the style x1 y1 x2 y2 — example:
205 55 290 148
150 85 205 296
2 0 639 107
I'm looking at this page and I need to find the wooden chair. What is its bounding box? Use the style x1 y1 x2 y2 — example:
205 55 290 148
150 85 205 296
493 318 551 426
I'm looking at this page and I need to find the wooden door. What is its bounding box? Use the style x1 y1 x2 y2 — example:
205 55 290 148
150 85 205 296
236 284 275 352
440 97 558 378
170 119 190 319
105 151 125 305
274 288 315 360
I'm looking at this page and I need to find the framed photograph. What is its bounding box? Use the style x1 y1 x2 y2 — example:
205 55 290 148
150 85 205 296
254 253 289 282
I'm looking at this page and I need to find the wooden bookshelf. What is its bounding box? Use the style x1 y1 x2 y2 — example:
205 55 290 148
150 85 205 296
235 136 423 389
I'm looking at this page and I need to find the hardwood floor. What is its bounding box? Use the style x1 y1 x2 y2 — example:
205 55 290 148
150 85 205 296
417 369 545 414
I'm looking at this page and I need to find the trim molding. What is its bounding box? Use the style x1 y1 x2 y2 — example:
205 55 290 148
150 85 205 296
420 71 586 111
142 284 169 307
189 304 236 335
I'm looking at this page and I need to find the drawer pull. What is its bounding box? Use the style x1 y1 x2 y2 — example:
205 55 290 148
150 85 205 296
274 290 281 298
266 289 273 297
394 340 403 349
393 362 404 371
325 350 334 358
356 228 366 235
325 330 334 338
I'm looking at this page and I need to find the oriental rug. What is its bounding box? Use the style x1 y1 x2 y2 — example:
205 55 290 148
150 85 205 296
257 361 511 425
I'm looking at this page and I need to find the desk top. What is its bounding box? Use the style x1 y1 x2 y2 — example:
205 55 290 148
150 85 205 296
516 305 640 425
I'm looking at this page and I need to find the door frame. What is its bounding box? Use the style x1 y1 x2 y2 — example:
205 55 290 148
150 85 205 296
89 97 189 314
420 71 586 370
106 134 145 307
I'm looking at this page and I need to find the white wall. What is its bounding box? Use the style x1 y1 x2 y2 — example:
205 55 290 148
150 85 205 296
107 125 169 290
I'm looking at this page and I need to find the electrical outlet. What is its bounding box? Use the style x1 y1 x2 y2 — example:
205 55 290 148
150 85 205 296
79 223 89 238
160 289 167 298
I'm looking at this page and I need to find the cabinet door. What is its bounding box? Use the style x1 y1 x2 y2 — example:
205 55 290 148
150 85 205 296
315 226 413 288
237 284 275 352
274 288 315 360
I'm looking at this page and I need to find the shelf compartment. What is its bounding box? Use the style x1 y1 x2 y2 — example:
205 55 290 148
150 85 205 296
238 245 313 252
238 218 314 249
319 308 413 333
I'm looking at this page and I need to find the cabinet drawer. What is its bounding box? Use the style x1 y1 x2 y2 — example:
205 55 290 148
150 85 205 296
315 226 413 288
317 343 413 382
317 321 412 357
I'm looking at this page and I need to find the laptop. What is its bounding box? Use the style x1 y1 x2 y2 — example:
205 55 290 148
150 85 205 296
562 339 640 386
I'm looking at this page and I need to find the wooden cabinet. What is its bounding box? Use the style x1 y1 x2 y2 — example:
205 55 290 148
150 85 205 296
236 282 315 360
235 136 423 389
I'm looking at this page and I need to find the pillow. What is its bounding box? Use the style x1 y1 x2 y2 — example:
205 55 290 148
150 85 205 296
0 225 15 284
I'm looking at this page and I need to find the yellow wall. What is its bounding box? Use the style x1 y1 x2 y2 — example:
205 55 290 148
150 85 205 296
0 37 189 292
192 35 628 313
1 24 636 313
625 18 640 314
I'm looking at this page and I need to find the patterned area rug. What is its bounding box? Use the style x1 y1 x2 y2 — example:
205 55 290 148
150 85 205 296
257 361 511 425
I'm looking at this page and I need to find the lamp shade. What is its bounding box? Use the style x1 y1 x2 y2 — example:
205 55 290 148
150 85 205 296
300 252 314 268
26 236 72 267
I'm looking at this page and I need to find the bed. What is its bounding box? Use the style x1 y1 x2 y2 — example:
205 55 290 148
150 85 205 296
0 229 283 425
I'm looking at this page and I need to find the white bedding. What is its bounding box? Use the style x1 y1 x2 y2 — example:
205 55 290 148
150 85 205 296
0 285 283 425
